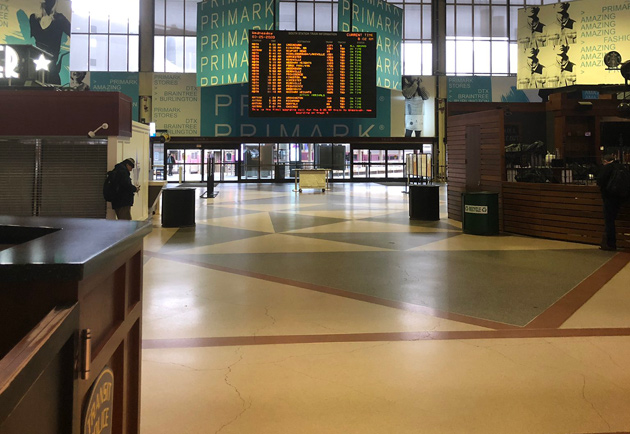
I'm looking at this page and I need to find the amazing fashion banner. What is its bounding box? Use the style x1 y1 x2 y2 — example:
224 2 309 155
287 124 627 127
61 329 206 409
517 0 630 89
68 72 140 122
0 0 71 85
338 0 402 91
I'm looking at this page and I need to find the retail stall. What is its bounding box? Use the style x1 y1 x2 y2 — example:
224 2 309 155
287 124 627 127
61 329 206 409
447 93 630 249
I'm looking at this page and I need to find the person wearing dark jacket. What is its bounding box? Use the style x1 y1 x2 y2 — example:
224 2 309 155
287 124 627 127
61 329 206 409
111 158 139 220
596 154 622 251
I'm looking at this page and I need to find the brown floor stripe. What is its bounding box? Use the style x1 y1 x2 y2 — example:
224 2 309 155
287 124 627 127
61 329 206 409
143 327 630 349
144 250 519 330
526 252 630 329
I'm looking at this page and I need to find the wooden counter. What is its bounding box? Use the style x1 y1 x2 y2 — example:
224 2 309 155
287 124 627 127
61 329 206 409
502 182 630 249
0 216 151 434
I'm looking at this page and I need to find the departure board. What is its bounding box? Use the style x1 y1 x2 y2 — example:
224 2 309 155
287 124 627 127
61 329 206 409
249 30 377 117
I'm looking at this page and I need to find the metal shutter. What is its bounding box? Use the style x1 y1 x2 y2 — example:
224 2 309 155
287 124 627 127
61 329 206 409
39 139 108 218
0 140 37 216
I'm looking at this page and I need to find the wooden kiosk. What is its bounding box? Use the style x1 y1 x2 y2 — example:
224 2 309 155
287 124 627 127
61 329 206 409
0 216 151 434
447 93 630 250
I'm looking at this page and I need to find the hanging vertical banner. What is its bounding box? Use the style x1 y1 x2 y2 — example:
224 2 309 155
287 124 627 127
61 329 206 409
338 0 402 91
153 73 201 136
0 0 71 85
517 0 630 89
196 0 275 87
399 76 435 137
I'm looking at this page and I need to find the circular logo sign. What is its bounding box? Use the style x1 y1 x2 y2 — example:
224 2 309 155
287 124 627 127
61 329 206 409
83 367 114 434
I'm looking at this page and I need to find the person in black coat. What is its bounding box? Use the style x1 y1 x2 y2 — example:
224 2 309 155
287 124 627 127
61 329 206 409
111 158 139 220
596 154 622 251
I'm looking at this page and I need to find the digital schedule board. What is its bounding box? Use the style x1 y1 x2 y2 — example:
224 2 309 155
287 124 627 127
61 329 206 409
249 30 377 117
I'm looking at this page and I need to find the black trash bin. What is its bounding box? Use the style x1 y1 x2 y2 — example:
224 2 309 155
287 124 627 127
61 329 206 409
162 188 196 227
409 184 440 221
462 191 499 235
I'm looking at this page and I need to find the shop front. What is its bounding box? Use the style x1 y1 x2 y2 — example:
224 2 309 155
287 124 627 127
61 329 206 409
151 137 438 184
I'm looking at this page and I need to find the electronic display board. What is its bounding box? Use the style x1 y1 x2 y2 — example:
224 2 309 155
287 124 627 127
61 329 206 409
249 30 377 117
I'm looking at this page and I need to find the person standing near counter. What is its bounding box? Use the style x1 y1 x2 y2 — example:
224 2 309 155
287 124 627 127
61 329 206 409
596 154 628 251
110 158 140 220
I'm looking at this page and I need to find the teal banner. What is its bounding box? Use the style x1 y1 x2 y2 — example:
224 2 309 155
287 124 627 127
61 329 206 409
1 0 72 86
447 76 492 102
196 0 275 87
447 76 542 103
200 84 391 137
90 72 140 121
338 0 402 91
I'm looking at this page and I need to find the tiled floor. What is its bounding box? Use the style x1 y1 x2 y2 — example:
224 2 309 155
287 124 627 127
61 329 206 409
141 183 630 434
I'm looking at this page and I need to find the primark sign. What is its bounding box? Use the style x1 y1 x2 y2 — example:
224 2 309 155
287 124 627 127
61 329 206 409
200 84 393 137
0 44 52 85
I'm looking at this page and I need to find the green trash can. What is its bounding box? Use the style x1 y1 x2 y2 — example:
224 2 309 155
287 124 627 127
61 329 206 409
462 192 499 235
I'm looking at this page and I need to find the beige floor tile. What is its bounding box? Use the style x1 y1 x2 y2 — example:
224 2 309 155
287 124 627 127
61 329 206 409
168 233 392 255
142 257 484 340
286 220 456 234
197 212 276 233
561 261 630 329
408 233 598 251
278 209 404 219
141 336 630 434
212 203 321 212
143 226 179 251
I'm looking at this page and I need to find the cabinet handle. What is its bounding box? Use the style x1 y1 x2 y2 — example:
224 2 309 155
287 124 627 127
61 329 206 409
81 329 91 380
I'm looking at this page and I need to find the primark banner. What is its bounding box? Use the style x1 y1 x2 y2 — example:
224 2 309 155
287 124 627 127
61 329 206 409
517 0 630 89
200 83 392 137
0 0 71 85
153 73 201 135
338 0 402 91
67 72 140 121
196 0 275 87
447 76 543 102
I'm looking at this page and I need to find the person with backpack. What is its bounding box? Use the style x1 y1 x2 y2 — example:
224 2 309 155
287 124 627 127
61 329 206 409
106 158 140 220
596 154 630 251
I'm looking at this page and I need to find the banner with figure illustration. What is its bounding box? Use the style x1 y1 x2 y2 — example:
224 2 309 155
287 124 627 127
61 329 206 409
0 0 71 85
517 0 630 89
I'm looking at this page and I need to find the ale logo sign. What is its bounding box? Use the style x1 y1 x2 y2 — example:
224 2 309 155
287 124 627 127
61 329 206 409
83 367 114 434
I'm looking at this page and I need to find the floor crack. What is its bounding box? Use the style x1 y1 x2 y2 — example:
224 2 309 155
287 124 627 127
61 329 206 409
581 374 612 430
215 349 251 434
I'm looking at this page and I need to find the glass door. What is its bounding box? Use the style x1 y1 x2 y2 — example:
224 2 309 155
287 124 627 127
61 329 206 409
203 149 239 182
186 149 202 182
387 150 405 179
166 149 184 182
241 143 260 180
352 149 369 178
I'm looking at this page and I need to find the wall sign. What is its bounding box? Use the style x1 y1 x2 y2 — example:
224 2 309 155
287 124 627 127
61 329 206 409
153 73 201 135
517 0 630 89
0 0 72 85
83 366 114 434
0 44 53 84
201 83 392 137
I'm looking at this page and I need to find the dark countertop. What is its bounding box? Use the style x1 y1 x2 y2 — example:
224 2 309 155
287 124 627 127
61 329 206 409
0 216 152 282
